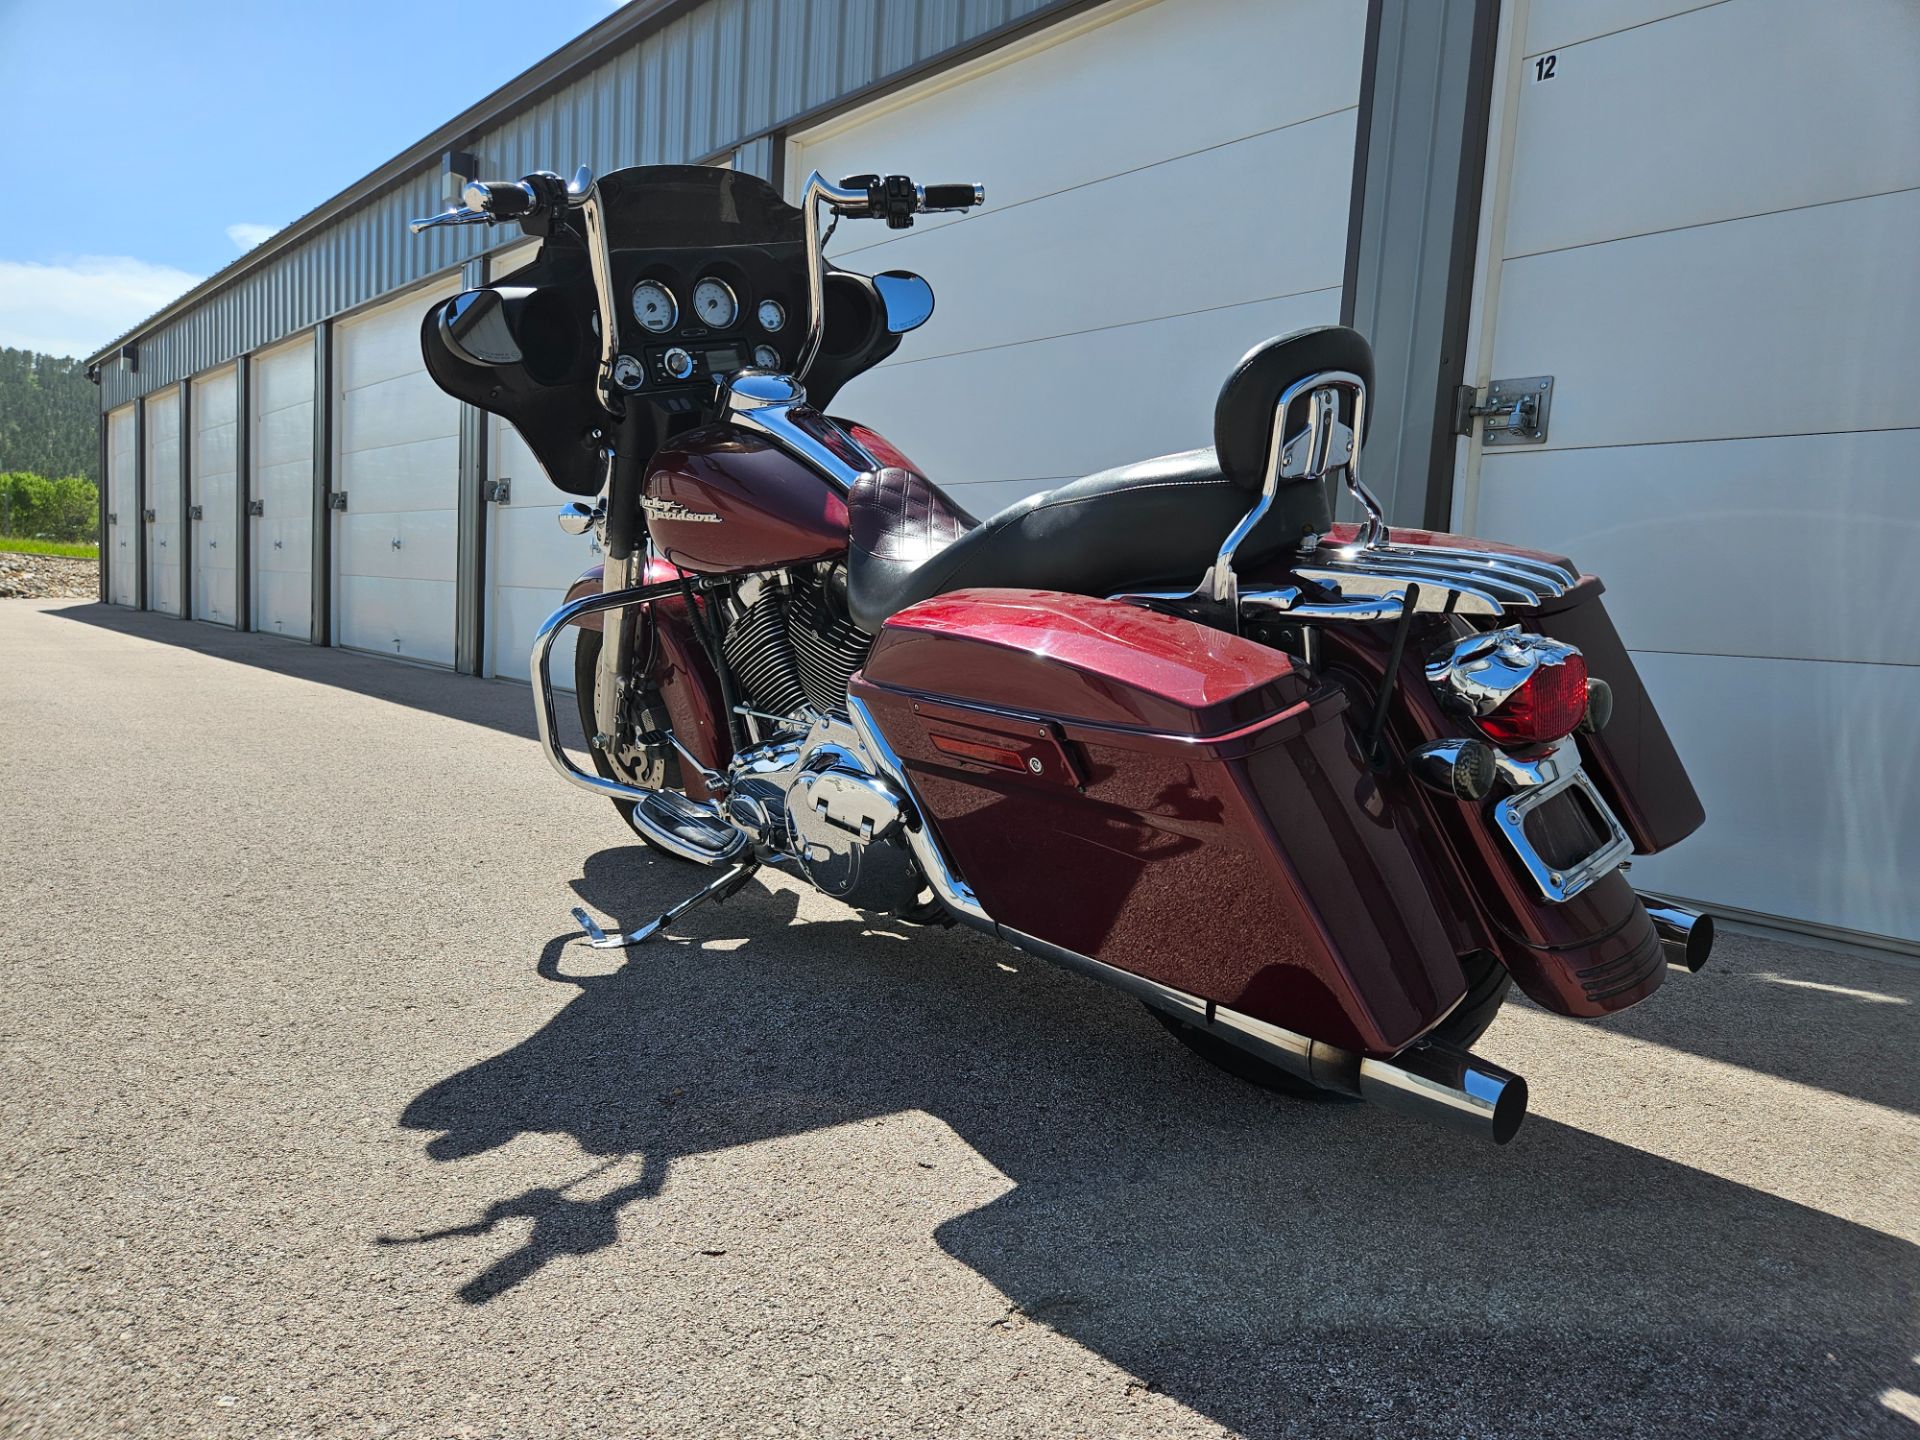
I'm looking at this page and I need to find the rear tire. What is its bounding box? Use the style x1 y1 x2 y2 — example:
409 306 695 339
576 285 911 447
1150 950 1513 1098
574 625 688 859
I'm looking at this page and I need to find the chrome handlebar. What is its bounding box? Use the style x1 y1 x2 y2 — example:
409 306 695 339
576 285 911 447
795 170 984 380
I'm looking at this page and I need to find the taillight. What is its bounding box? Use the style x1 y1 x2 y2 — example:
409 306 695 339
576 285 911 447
1426 627 1590 751
1474 649 1588 747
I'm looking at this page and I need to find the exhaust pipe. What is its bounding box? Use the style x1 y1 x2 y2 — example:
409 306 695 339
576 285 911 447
1359 1042 1529 1146
993 923 1529 1144
1642 897 1714 972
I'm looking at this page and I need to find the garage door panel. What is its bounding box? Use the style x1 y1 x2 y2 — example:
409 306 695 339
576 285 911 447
492 583 577 690
1624 651 1920 941
1506 0 1920 260
144 388 183 617
852 111 1356 365
338 435 462 514
842 286 1341 498
336 297 443 392
107 406 137 606
805 0 1363 224
254 338 314 412
491 504 589 590
191 367 239 626
1490 188 1920 451
337 368 458 460
335 284 462 667
250 341 314 640
336 508 459 586
1527 0 1756 73
255 513 312 573
1477 429 1920 668
335 576 456 666
253 571 310 639
254 401 312 465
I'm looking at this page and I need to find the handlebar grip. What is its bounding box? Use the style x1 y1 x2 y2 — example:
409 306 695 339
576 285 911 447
461 179 539 220
921 183 984 212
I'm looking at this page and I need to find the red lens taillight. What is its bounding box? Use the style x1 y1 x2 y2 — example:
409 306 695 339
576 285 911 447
1474 651 1590 748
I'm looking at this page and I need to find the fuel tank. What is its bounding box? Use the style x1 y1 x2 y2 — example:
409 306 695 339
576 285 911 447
642 422 849 576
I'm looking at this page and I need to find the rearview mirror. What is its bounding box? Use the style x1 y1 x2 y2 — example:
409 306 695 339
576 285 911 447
438 287 526 367
874 271 935 334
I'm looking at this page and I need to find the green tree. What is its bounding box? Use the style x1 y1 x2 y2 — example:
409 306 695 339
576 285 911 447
0 348 99 483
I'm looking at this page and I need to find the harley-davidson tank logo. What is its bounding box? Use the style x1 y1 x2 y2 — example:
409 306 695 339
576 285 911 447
642 495 722 524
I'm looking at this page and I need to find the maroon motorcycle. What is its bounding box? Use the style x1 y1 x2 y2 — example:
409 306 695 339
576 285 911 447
412 162 1711 1145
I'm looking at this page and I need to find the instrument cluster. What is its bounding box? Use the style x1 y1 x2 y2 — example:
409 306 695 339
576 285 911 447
611 247 795 395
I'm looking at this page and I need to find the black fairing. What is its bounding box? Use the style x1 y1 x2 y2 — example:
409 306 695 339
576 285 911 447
419 164 903 498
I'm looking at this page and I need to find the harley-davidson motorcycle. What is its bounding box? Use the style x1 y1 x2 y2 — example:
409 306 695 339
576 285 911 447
410 162 1712 1145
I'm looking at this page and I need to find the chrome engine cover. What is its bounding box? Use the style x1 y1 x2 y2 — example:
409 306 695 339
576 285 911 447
725 714 919 906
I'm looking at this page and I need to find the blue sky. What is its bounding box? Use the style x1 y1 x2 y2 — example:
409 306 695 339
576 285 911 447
0 0 621 358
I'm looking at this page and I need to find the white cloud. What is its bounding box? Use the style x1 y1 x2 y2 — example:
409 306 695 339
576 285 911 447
0 255 202 360
226 222 277 251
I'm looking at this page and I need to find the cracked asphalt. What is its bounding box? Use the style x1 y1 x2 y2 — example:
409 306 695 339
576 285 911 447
2 599 1916 1439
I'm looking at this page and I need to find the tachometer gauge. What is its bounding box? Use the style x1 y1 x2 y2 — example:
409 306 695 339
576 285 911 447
692 277 739 329
756 298 786 332
631 280 677 333
753 344 780 369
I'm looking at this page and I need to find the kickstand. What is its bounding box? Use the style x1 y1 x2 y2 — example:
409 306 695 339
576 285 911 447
571 860 760 948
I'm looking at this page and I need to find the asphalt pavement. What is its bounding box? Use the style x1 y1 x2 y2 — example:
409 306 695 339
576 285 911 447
2 599 1915 1440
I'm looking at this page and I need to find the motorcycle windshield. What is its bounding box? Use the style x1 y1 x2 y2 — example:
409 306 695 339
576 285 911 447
594 164 804 250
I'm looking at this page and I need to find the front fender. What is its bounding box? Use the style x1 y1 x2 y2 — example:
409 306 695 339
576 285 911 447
559 556 731 797
561 557 687 630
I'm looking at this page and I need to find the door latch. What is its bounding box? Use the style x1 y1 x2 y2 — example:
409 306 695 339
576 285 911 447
484 478 511 504
1454 376 1552 445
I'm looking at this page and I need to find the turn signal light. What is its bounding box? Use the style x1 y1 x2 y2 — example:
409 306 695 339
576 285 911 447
1476 650 1590 748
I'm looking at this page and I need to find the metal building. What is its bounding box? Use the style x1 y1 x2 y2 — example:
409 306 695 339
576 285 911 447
86 0 1920 951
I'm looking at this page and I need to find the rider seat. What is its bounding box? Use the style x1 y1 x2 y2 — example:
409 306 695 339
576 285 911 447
844 326 1374 634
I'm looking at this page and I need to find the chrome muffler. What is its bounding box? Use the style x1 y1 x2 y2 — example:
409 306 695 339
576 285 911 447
994 924 1529 1144
1358 1042 1529 1145
1641 897 1714 972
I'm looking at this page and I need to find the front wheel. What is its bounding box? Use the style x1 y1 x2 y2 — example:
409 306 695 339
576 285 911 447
1151 949 1512 1098
573 625 688 858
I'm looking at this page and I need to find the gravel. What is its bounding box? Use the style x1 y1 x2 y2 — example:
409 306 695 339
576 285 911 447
2 598 1915 1440
0 553 97 599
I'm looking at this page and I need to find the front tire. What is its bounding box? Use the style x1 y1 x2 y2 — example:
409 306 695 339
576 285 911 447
1151 949 1512 1098
574 625 687 857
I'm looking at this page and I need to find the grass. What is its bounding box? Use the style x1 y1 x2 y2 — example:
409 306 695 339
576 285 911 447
0 535 98 560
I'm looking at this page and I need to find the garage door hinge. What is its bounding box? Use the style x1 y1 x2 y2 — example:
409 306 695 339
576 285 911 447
1454 376 1553 445
188 504 204 520
327 491 349 512
246 499 264 516
484 478 511 504
143 508 157 522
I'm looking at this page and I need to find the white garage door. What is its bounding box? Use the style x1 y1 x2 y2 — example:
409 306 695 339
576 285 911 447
332 279 462 665
106 405 137 607
790 0 1367 515
483 241 587 689
251 334 315 641
1456 0 1920 944
190 365 238 626
143 386 183 616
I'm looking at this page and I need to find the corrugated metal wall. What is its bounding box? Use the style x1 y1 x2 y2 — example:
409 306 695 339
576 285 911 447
98 0 1072 411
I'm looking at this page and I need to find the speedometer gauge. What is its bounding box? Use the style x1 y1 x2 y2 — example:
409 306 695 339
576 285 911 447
692 278 739 329
631 280 677 333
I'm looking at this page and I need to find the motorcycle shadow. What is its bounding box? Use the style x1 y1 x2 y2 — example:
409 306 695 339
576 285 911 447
394 846 1918 1438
